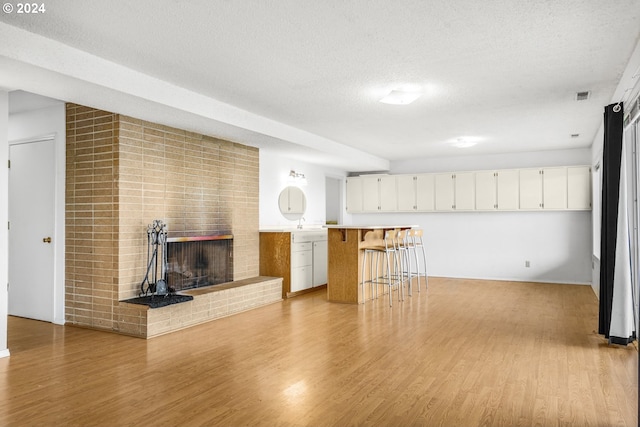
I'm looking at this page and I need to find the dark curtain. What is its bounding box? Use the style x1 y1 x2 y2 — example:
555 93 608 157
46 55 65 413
598 103 624 338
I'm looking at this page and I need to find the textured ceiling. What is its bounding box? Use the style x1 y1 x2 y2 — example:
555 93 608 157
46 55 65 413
1 0 640 169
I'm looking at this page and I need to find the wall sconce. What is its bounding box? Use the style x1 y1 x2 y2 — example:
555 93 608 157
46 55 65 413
288 170 308 186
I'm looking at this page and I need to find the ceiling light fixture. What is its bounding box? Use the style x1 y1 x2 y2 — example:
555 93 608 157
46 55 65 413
449 137 479 148
379 90 422 105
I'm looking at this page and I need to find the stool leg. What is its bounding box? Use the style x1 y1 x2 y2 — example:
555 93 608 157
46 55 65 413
361 250 367 302
368 250 374 300
412 244 420 292
420 244 428 289
385 250 393 307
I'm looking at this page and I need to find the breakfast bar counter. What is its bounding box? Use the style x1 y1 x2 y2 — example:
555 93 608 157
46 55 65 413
324 225 417 304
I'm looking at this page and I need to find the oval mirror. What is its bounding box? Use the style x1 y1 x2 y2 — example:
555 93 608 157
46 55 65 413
278 186 306 221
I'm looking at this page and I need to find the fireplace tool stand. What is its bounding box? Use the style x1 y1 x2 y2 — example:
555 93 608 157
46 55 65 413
139 219 171 298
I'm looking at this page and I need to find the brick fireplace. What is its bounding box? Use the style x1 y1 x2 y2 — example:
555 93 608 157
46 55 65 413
65 104 270 338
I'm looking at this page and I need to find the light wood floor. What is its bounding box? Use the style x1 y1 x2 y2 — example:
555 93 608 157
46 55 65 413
0 278 637 426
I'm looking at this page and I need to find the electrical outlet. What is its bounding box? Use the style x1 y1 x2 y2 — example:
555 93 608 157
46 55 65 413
525 261 530 268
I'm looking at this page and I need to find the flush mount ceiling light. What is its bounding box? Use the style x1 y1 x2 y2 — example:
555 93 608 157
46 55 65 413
448 137 481 148
379 90 422 105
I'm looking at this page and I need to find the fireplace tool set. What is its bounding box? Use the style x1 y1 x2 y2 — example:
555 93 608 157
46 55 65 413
139 219 172 298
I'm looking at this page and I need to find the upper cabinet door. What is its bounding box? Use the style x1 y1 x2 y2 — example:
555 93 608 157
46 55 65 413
435 173 454 211
496 169 519 210
416 174 435 211
362 176 380 212
475 171 496 210
346 177 363 213
542 167 567 209
567 166 591 210
455 172 475 210
397 175 417 211
379 176 397 211
520 169 543 210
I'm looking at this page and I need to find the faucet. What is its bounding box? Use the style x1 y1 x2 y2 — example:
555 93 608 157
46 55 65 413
297 217 306 229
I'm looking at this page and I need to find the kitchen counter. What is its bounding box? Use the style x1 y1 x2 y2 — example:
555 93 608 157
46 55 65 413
325 225 416 304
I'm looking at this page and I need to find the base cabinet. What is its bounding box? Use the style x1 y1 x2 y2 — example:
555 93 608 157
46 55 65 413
260 230 328 297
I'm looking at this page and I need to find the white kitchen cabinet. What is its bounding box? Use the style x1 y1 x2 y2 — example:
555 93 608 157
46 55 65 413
496 169 519 210
290 241 313 292
343 165 590 214
361 175 396 212
542 167 567 209
567 166 591 210
435 173 455 211
346 177 363 213
519 168 543 210
520 167 569 210
396 175 417 211
475 171 496 210
379 176 397 211
362 176 380 212
455 172 475 210
312 240 328 286
396 174 435 211
416 174 435 211
475 170 519 210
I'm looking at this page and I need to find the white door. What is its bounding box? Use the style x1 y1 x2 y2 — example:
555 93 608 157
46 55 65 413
9 138 55 322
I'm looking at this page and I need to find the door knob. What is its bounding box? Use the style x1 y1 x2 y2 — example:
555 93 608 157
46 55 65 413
43 237 52 243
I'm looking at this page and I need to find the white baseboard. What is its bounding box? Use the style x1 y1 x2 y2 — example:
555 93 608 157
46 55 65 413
434 275 591 286
0 349 10 359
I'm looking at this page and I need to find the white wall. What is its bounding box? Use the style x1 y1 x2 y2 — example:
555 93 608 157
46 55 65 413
0 91 9 358
8 103 66 324
259 150 346 228
348 148 593 284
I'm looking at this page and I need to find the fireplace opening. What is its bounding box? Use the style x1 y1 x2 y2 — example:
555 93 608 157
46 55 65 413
166 235 233 292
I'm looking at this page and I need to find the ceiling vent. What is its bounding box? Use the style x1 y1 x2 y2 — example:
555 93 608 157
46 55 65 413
575 91 590 101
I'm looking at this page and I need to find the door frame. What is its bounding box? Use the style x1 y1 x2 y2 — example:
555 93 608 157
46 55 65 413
9 133 65 325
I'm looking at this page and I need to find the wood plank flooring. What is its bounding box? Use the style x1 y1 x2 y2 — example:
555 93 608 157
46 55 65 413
0 278 637 426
